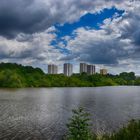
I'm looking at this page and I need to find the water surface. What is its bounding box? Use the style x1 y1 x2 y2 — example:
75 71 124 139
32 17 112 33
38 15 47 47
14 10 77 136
0 86 140 139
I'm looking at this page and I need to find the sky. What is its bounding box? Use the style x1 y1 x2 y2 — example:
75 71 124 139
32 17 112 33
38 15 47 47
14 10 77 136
0 0 140 74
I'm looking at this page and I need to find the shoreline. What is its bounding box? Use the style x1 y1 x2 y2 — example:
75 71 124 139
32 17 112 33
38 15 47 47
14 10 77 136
0 85 139 89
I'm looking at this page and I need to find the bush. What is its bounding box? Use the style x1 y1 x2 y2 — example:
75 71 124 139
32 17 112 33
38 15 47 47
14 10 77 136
65 107 97 140
65 108 140 140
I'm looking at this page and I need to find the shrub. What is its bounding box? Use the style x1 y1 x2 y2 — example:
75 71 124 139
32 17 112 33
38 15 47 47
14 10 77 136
66 107 97 140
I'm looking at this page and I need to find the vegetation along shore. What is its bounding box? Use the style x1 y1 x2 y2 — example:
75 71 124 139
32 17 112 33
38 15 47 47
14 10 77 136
64 107 140 140
0 63 140 88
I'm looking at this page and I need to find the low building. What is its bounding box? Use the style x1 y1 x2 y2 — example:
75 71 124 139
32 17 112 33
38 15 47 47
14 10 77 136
48 64 58 74
100 69 107 75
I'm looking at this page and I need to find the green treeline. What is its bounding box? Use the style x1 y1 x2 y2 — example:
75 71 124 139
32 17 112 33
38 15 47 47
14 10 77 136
65 107 140 140
0 62 140 88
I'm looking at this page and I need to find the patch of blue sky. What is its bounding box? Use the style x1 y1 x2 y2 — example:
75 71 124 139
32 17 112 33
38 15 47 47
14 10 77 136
50 7 124 54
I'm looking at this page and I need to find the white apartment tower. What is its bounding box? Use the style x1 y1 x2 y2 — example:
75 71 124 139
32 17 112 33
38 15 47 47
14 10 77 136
87 65 96 75
64 63 73 76
48 64 58 74
80 63 87 74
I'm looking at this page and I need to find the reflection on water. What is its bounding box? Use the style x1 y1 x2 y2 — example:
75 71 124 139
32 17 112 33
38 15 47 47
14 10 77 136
0 86 140 139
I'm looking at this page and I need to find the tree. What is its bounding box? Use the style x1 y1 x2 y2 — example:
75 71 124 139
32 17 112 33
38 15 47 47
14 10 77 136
66 107 96 140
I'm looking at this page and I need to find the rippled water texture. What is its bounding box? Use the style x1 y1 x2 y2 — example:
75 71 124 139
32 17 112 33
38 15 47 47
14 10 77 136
0 86 140 140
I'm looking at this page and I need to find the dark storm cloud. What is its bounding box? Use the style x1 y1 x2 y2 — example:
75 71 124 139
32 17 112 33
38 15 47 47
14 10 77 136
0 0 124 38
60 1 140 66
16 34 34 42
118 6 140 58
62 34 129 65
78 46 119 65
132 28 140 46
0 0 140 74
0 0 50 38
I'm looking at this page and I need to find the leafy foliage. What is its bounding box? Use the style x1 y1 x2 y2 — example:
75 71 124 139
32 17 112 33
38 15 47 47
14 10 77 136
0 62 139 88
66 107 97 140
0 63 45 88
65 108 140 140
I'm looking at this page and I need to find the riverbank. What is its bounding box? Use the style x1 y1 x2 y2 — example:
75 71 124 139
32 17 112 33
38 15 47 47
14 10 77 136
0 63 140 88
65 108 140 140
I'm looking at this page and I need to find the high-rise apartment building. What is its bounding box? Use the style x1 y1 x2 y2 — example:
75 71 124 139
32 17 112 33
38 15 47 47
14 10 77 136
100 69 107 75
80 63 87 74
87 65 95 75
48 64 58 74
64 63 73 76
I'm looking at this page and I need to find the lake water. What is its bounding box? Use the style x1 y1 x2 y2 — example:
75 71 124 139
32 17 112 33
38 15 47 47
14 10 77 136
0 86 140 140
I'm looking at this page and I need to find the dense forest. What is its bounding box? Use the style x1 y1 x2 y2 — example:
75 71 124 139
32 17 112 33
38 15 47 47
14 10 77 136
0 63 140 88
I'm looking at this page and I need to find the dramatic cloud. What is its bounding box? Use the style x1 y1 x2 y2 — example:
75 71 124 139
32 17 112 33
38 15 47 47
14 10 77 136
0 0 124 38
59 0 140 73
0 0 140 74
0 27 64 72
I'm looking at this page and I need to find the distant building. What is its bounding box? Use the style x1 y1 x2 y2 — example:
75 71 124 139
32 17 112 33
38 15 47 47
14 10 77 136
80 63 87 74
48 64 58 74
64 63 73 76
100 69 107 75
87 65 95 75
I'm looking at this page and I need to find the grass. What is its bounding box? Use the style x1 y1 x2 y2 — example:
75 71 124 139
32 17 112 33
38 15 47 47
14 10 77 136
65 108 140 140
